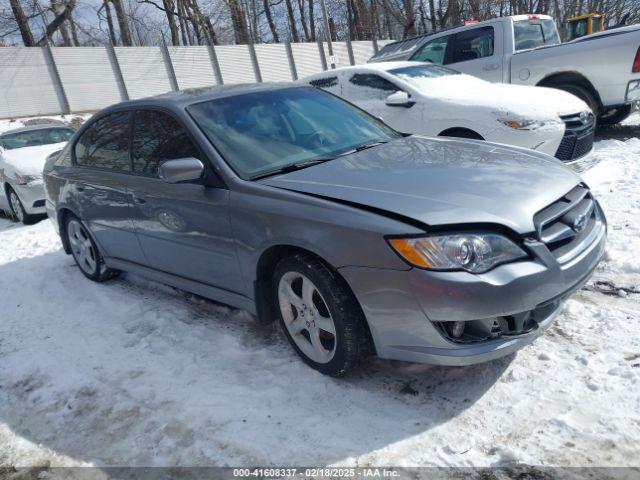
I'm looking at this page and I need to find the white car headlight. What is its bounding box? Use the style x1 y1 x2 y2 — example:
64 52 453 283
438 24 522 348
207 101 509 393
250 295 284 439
15 173 42 185
388 232 528 273
496 113 561 131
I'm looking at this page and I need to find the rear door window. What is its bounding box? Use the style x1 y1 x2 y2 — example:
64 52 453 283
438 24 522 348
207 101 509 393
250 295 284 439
451 26 494 62
74 111 132 171
410 35 451 64
132 110 201 177
513 18 560 50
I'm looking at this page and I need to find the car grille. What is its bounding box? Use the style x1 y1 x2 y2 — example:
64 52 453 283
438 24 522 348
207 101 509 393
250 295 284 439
533 184 604 264
554 112 596 162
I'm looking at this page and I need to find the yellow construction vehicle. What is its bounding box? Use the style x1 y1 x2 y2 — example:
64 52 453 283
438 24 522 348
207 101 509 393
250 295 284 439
566 13 606 41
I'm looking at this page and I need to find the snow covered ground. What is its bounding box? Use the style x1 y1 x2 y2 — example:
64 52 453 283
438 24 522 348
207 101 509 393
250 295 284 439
0 115 639 470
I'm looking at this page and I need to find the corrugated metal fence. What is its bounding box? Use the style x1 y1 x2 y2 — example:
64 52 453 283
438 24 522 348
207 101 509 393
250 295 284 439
0 39 393 119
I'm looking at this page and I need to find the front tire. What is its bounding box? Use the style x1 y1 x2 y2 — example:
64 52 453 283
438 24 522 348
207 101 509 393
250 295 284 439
551 84 599 117
65 215 118 282
598 105 633 126
7 188 34 224
272 253 370 376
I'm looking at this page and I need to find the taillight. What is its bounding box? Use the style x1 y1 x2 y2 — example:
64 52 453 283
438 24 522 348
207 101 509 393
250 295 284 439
633 47 640 73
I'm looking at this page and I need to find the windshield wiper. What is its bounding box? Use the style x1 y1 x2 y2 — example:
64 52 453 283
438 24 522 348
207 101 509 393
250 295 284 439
354 140 389 152
335 140 389 158
250 157 335 180
250 141 389 181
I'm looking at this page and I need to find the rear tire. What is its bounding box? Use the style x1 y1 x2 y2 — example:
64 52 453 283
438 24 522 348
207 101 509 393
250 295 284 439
65 215 119 282
272 253 370 376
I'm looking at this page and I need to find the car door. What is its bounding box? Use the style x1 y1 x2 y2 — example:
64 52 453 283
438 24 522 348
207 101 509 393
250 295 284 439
69 110 145 264
342 73 418 134
127 109 244 293
447 25 503 82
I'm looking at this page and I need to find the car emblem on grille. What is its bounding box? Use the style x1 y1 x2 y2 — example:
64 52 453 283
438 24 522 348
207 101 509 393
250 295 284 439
580 111 591 125
573 213 588 232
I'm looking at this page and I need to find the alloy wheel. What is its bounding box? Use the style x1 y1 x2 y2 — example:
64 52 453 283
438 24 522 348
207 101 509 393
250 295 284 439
67 219 97 275
278 271 337 364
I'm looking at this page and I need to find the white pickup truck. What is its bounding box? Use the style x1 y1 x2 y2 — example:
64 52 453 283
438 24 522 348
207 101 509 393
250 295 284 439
369 14 640 124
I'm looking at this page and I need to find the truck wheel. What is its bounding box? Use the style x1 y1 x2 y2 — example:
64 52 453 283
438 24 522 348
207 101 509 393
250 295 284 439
552 84 599 116
598 105 633 126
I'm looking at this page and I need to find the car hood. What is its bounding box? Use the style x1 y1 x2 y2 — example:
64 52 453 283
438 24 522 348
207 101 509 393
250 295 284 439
259 136 581 234
413 74 589 118
1 142 67 176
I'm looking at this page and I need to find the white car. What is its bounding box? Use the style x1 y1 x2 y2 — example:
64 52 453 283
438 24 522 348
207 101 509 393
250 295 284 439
302 61 595 165
0 124 75 223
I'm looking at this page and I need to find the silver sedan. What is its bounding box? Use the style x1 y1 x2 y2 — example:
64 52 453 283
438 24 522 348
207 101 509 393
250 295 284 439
43 85 606 375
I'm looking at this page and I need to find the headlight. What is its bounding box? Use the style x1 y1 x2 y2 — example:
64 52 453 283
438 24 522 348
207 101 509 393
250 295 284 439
388 232 527 273
496 113 560 130
15 173 41 185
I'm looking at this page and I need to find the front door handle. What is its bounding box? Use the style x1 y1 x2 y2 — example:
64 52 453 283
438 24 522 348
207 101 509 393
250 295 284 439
133 197 147 205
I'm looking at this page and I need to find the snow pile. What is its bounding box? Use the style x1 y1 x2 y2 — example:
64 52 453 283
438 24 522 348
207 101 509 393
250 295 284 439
394 73 588 118
0 114 91 134
0 116 639 469
585 138 640 283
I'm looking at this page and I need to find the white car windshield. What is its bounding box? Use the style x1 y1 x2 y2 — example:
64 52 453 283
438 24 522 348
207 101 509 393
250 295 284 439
388 64 460 87
0 127 74 151
513 18 561 51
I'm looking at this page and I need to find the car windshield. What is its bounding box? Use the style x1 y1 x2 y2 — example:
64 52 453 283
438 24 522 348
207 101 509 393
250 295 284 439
388 64 461 86
513 18 560 51
0 127 74 150
187 87 400 180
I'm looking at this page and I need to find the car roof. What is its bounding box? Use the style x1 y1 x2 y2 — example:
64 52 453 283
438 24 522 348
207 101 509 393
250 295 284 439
0 123 75 137
102 82 300 112
303 61 427 78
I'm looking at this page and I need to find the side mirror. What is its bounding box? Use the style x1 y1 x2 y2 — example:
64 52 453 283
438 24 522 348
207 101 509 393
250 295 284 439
385 91 415 108
46 149 63 162
159 157 204 183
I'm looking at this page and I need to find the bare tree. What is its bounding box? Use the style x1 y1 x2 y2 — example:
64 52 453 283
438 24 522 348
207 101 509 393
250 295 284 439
110 0 133 45
9 0 36 45
263 0 280 41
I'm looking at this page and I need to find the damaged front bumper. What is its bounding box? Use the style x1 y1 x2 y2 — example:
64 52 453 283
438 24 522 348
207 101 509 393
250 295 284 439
339 213 606 366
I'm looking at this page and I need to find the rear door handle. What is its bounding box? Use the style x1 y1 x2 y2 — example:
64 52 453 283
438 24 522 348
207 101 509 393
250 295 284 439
76 186 85 192
483 63 499 71
133 197 147 205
